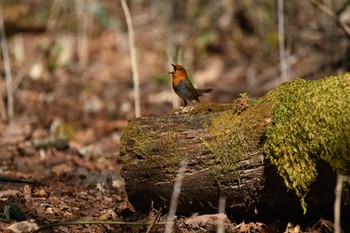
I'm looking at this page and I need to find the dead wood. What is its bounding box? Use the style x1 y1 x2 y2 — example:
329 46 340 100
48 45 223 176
120 102 345 221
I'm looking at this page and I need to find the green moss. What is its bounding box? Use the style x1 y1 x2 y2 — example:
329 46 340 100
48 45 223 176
176 103 237 115
204 101 272 176
202 74 350 212
258 74 350 211
120 120 158 159
120 119 184 179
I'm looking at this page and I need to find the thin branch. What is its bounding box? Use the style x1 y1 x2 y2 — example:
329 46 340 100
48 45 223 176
75 0 91 70
0 176 42 185
13 69 25 93
46 0 63 31
120 0 141 117
334 174 344 233
146 208 162 233
0 6 14 121
308 0 350 36
308 0 337 20
216 197 226 233
37 220 169 231
339 4 350 36
165 160 188 233
0 90 7 122
160 1 179 108
278 0 288 82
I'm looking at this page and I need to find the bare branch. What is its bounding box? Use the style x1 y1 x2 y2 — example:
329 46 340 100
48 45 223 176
334 175 345 233
120 0 141 117
308 0 337 20
308 0 350 36
216 197 226 233
278 0 288 82
75 0 91 70
0 6 14 121
165 160 188 233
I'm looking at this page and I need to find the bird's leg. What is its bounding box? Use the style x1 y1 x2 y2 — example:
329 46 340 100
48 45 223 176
173 99 188 114
180 100 197 115
174 99 194 114
183 99 188 107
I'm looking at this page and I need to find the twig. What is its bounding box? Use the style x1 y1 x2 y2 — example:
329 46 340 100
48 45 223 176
0 89 8 122
308 0 337 20
37 220 169 231
278 0 288 82
120 0 141 117
13 69 25 93
0 5 14 121
0 176 43 185
308 0 350 36
217 197 226 233
165 160 188 233
75 0 91 70
334 174 344 233
46 0 63 31
146 208 162 233
339 4 350 36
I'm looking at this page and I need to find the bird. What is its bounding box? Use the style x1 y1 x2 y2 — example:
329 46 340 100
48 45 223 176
168 63 212 107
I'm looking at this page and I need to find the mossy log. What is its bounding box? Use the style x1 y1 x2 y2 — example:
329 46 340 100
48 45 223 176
120 74 350 223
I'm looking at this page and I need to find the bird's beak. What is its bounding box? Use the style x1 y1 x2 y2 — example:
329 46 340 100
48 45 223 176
168 63 176 74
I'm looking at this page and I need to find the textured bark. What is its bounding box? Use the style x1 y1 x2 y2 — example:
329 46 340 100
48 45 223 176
120 103 346 222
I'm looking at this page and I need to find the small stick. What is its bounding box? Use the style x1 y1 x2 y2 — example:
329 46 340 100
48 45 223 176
37 220 169 231
146 208 162 233
165 160 188 233
120 0 141 117
0 5 14 121
217 197 226 233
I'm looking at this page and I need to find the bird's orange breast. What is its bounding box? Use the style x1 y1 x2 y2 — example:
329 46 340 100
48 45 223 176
172 75 185 87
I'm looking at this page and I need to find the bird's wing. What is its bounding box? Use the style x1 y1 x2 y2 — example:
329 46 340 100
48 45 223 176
183 79 200 101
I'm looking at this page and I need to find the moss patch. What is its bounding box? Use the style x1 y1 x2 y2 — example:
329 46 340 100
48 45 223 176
120 118 185 179
258 74 350 210
120 119 159 159
175 103 237 115
204 100 272 176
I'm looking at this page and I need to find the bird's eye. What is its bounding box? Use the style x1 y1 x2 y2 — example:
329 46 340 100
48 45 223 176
178 68 183 71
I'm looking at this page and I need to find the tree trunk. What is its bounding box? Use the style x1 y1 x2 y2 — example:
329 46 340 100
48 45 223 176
120 102 345 222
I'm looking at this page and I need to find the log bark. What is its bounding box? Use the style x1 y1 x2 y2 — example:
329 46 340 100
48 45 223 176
120 102 348 222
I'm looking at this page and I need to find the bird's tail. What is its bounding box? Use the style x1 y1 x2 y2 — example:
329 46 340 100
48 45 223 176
196 88 213 96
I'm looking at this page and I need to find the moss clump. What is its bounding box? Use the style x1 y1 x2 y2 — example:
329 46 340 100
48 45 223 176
120 119 184 179
204 100 272 176
120 119 160 159
177 103 237 115
258 74 350 210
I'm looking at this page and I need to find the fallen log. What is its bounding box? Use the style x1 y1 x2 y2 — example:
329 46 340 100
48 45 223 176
120 74 350 225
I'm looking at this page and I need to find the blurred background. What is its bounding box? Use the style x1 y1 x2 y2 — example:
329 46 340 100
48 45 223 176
0 0 350 152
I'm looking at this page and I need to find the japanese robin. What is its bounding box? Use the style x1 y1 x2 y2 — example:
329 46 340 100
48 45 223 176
168 63 212 107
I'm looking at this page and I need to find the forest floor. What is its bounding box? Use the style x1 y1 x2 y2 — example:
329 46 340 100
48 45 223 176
0 32 340 233
1 2 348 231
0 32 239 233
